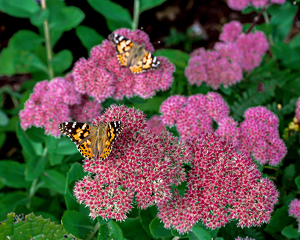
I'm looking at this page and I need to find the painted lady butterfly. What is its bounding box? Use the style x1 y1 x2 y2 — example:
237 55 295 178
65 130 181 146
108 33 160 74
58 121 123 160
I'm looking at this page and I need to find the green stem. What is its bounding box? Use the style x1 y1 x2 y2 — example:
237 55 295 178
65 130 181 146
263 11 274 46
41 0 54 79
86 222 100 240
132 0 140 30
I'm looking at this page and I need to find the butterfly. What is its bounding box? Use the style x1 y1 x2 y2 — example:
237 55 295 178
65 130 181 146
108 33 160 74
58 121 123 160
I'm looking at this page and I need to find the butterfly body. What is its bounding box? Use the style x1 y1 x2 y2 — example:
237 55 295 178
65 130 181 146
108 33 160 74
58 121 123 160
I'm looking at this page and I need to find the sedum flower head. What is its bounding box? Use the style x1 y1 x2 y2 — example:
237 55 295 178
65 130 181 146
185 21 268 89
74 105 189 220
160 93 229 141
157 133 279 233
295 97 300 122
72 28 175 102
288 199 300 231
238 106 287 165
20 77 81 137
146 115 167 136
228 0 286 10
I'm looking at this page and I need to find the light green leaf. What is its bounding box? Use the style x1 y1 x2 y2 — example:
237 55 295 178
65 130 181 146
140 0 167 12
30 8 49 26
0 110 9 126
0 212 72 239
76 25 104 51
9 30 44 51
56 137 79 155
49 6 85 31
149 217 172 238
87 0 132 31
0 161 29 188
98 220 124 240
282 225 300 238
189 226 212 240
41 169 66 194
62 210 94 239
52 49 73 73
0 0 40 18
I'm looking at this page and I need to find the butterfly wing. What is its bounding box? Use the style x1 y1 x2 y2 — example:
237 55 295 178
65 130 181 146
98 121 123 160
109 33 136 67
58 122 97 160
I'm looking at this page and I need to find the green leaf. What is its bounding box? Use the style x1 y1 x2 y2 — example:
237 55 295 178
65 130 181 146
156 49 189 72
25 155 47 181
98 220 124 240
0 0 40 18
56 137 79 155
132 96 166 112
9 30 44 51
62 210 94 239
76 25 104 52
0 47 19 76
282 225 300 238
140 0 167 12
119 217 152 240
30 8 49 26
41 169 66 194
49 6 85 31
97 216 111 225
87 0 132 31
16 124 37 158
139 207 156 237
16 50 48 74
52 49 73 73
65 163 84 211
264 206 294 234
295 176 300 189
289 33 300 48
189 226 212 240
268 2 298 42
0 161 29 188
0 212 72 240
26 126 47 143
0 132 6 148
0 110 9 126
0 192 29 221
149 217 172 238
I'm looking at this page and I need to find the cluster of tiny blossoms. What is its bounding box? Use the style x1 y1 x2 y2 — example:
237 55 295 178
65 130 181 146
159 92 229 141
146 115 167 136
160 94 286 166
238 106 287 165
157 133 279 233
72 28 175 102
185 21 268 89
73 105 190 220
20 74 102 136
228 0 286 11
288 199 300 231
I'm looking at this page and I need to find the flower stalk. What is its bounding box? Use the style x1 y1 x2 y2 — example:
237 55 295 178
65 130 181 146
41 0 54 79
132 0 140 30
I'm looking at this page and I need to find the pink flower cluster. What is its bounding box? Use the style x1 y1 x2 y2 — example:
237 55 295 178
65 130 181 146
289 199 300 231
238 106 287 166
228 0 286 11
74 105 189 220
20 75 102 136
159 92 229 141
160 94 286 166
146 115 167 136
157 133 279 233
72 28 175 102
185 21 268 89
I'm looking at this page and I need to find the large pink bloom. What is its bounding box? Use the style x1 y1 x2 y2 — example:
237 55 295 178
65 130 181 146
157 133 279 233
72 28 175 103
